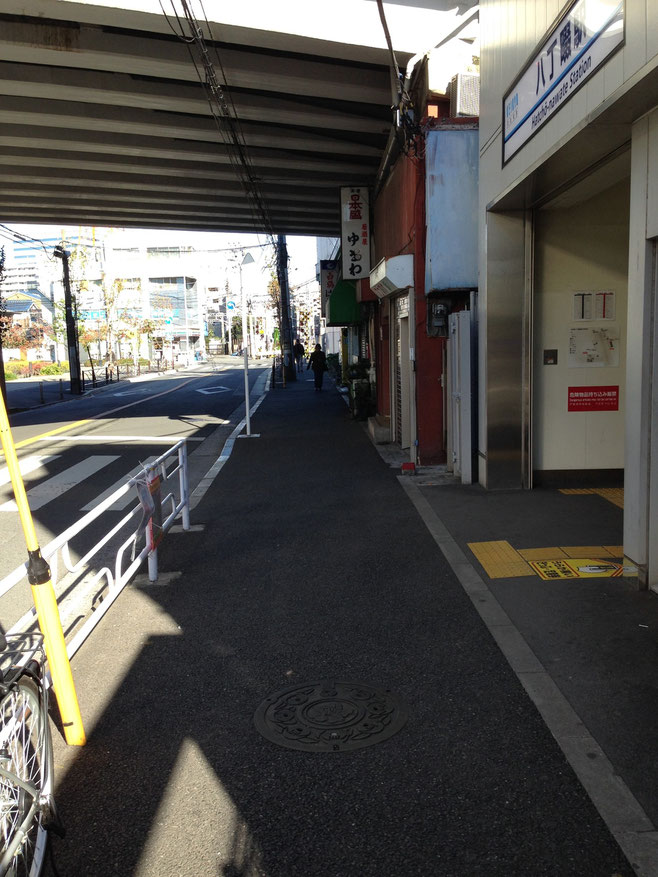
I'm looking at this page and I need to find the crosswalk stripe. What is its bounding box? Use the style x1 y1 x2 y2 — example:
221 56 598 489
80 457 158 512
0 454 61 488
0 455 120 512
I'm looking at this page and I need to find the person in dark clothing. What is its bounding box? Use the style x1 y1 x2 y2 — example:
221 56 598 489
293 339 305 373
307 344 328 391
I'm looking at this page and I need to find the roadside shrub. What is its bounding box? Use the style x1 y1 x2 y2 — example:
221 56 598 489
4 371 18 381
4 361 28 377
40 364 63 375
326 353 340 378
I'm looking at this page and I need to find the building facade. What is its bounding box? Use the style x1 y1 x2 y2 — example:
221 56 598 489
479 0 657 586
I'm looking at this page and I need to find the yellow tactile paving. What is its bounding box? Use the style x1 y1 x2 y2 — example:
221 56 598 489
559 546 615 558
518 547 567 560
559 487 624 509
467 541 535 579
604 545 624 557
594 488 624 509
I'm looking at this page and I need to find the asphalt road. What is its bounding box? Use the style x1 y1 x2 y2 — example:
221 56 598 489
0 357 270 633
45 376 636 877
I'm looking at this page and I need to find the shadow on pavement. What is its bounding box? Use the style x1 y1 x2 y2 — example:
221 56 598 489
47 382 634 876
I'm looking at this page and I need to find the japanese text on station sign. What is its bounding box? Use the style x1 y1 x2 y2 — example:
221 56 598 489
503 0 624 162
340 186 370 279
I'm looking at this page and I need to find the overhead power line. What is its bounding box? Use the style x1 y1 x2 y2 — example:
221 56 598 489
171 0 276 244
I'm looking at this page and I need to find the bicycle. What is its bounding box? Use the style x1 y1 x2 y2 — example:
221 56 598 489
0 632 63 876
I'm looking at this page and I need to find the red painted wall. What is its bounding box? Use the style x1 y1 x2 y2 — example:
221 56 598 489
372 148 446 463
412 153 446 466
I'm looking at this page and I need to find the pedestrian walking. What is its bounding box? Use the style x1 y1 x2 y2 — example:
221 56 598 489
307 343 328 391
293 339 305 373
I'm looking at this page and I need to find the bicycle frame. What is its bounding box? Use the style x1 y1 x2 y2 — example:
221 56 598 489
0 637 53 877
0 762 43 874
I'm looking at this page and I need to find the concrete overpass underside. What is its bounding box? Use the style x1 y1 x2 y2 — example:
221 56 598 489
0 1 410 236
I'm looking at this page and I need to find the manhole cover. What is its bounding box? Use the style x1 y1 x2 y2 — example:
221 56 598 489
253 680 407 752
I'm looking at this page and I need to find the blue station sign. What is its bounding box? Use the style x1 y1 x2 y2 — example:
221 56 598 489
503 0 624 163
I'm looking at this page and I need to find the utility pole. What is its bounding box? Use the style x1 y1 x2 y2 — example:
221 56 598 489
53 246 82 395
277 235 296 383
239 251 255 435
0 246 7 406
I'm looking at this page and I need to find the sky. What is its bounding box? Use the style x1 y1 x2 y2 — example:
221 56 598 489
1 225 323 289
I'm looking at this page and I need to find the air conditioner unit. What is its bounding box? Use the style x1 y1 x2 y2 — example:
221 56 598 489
449 73 480 117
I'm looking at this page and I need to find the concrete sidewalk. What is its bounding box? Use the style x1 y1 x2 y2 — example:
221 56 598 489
48 375 654 876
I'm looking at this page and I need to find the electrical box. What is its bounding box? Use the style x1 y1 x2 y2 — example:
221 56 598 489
427 300 449 338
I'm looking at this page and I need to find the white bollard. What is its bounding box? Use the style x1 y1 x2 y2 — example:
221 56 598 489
243 348 251 436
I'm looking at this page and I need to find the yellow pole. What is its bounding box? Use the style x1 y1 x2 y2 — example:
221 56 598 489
0 392 86 746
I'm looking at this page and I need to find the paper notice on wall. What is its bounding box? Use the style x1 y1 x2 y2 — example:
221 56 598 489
572 291 616 321
568 326 619 367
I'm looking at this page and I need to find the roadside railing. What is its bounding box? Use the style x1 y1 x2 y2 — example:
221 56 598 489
0 440 190 660
80 359 171 391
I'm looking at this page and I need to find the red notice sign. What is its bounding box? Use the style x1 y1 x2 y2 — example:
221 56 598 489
568 386 619 412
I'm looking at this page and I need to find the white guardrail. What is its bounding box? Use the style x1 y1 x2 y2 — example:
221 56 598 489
0 440 190 661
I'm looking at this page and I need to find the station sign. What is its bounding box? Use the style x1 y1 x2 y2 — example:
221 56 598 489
503 0 624 163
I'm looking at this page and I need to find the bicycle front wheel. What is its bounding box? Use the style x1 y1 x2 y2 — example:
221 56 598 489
0 679 50 877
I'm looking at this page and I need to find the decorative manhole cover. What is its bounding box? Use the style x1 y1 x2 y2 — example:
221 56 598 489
253 680 408 752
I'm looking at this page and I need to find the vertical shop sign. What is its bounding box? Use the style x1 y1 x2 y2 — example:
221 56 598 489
320 260 338 314
340 187 370 280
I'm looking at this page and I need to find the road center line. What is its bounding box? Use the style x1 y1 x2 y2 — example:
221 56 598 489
35 435 204 443
4 375 201 455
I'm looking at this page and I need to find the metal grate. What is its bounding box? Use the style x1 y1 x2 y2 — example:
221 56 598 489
449 73 480 117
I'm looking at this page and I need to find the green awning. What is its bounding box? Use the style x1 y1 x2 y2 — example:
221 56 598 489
327 279 360 326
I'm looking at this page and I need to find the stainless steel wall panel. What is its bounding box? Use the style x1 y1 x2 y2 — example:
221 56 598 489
485 209 529 489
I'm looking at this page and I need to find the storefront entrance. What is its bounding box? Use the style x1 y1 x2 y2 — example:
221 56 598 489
393 295 411 450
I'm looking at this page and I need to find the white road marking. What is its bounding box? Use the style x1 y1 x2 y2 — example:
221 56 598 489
0 454 60 487
113 389 151 397
0 455 120 512
81 457 158 512
195 386 231 395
